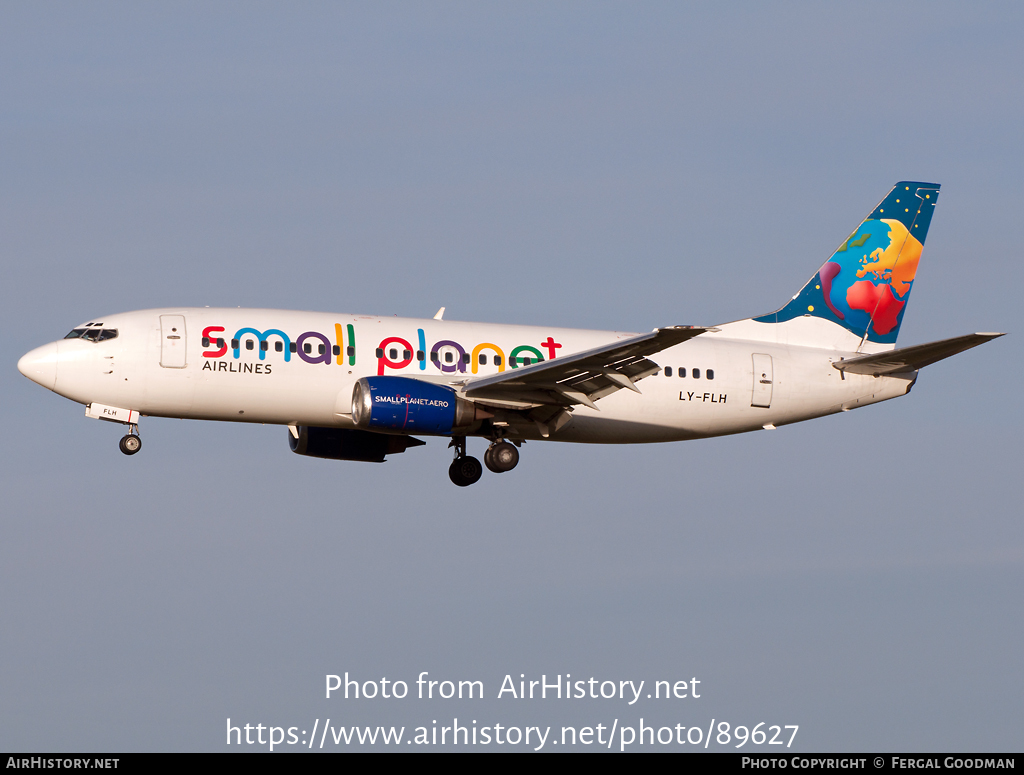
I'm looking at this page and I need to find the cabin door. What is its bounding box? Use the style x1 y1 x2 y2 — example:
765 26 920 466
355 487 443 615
160 315 187 368
751 353 773 408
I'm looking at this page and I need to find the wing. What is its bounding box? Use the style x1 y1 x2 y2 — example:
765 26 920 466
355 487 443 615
833 332 1004 376
463 326 712 413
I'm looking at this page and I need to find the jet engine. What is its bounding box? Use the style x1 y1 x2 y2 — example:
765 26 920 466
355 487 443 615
288 425 425 462
351 376 488 435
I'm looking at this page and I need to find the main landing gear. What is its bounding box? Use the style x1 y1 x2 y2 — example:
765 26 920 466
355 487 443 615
448 436 482 487
484 441 519 474
119 424 142 456
448 436 521 486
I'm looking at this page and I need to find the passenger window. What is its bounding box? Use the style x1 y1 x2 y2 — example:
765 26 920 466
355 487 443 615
318 344 326 355
304 343 312 354
444 352 453 364
289 343 297 354
462 353 470 364
275 341 283 352
231 339 239 349
679 368 686 378
416 350 425 361
693 368 700 379
347 346 355 357
375 348 383 358
332 345 340 356
521 357 531 365
217 338 225 349
246 340 254 350
494 355 502 366
430 351 438 361
403 349 412 360
389 348 398 359
665 366 673 377
707 369 714 380
479 354 487 365
202 337 210 347
260 341 268 351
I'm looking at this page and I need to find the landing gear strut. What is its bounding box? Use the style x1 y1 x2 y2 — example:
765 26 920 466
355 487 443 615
119 424 142 456
448 436 482 487
484 441 519 473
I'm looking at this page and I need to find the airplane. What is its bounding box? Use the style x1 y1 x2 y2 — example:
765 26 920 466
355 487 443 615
17 181 1004 486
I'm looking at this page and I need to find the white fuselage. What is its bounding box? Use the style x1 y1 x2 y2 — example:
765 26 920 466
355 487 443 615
21 308 915 443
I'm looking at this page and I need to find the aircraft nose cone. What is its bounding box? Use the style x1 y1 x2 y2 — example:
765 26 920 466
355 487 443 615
18 342 59 391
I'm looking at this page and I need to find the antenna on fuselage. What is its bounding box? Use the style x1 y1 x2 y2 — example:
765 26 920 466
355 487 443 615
433 307 445 320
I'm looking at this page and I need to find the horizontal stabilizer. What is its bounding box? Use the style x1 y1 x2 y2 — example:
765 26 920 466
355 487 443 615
833 333 1004 376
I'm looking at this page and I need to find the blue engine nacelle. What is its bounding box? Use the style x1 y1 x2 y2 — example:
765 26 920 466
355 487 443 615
352 376 481 435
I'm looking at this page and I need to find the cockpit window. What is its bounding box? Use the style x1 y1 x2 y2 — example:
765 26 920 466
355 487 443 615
65 328 118 342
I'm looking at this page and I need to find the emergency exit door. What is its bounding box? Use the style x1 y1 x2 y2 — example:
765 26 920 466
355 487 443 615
160 315 187 368
751 353 773 408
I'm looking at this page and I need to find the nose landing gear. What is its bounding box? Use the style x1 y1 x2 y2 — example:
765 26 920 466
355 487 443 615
119 424 142 456
448 436 482 487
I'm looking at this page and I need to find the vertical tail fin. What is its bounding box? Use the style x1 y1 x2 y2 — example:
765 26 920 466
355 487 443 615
754 181 940 346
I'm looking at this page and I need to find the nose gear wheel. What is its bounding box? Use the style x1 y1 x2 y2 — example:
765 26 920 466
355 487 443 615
119 434 141 455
